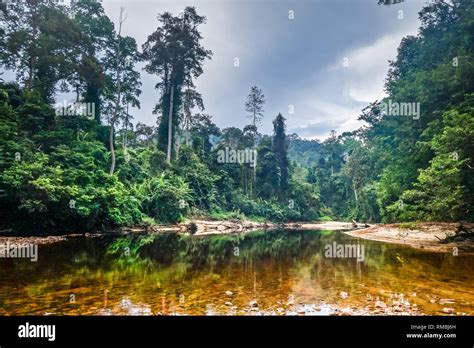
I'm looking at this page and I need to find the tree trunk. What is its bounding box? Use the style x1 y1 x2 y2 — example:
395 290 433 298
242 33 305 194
27 61 33 91
109 124 116 175
123 102 129 151
252 111 257 194
167 81 175 163
353 183 359 215
176 131 181 159
27 5 39 91
109 8 125 175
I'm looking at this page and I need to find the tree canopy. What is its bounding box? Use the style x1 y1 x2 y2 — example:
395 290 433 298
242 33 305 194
0 0 472 234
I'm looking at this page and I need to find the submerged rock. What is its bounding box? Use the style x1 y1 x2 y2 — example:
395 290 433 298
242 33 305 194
439 299 455 305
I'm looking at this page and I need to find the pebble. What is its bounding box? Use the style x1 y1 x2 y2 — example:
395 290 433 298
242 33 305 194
442 308 455 314
225 291 233 297
249 300 258 308
339 292 349 299
439 299 455 305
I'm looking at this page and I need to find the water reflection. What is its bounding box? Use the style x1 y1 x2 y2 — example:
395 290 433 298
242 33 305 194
0 230 473 315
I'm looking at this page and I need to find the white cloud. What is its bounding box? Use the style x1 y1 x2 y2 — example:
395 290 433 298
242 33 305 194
334 29 419 103
287 100 365 139
285 25 420 140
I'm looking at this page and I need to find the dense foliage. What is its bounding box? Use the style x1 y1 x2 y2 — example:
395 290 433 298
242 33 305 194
0 0 472 234
289 0 474 223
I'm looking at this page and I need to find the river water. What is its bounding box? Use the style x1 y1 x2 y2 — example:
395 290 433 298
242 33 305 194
0 229 473 315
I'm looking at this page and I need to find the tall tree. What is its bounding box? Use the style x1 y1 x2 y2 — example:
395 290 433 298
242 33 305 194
245 85 265 148
142 7 212 163
102 8 141 175
70 0 115 123
256 135 279 199
272 113 289 198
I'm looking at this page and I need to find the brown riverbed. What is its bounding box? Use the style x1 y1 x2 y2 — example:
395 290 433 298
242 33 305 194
0 228 473 316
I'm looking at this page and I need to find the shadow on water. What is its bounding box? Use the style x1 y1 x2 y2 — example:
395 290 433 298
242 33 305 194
0 229 473 315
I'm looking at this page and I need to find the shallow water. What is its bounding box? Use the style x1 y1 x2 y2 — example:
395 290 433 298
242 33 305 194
0 229 473 315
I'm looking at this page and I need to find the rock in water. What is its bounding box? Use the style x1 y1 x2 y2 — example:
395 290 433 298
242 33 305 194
442 308 455 314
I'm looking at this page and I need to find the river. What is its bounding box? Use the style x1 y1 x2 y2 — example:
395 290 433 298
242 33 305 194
0 229 473 315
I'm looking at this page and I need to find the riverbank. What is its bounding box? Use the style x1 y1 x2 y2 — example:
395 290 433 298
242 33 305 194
0 220 366 245
345 222 474 253
2 220 473 255
171 219 366 236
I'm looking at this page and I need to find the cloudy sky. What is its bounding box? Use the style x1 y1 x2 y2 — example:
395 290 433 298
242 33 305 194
6 0 427 139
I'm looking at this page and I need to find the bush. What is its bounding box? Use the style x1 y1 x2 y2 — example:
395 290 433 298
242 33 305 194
132 172 191 223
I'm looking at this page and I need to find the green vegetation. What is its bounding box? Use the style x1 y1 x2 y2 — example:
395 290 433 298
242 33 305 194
107 230 321 267
0 0 472 234
289 0 473 223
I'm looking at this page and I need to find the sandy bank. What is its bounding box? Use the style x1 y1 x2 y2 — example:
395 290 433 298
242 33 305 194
345 222 474 253
0 220 366 245
4 220 472 255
